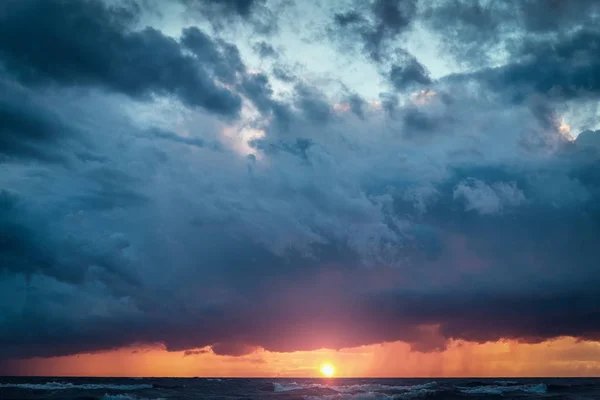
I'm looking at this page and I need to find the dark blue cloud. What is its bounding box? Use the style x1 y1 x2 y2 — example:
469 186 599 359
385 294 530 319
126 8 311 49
0 0 242 117
0 82 73 162
1 0 600 364
421 0 600 65
476 29 600 103
293 84 332 124
389 58 432 90
332 0 417 61
177 0 278 35
180 0 261 19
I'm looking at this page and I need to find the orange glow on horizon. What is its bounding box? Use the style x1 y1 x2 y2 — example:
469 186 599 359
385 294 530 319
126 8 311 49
6 337 600 378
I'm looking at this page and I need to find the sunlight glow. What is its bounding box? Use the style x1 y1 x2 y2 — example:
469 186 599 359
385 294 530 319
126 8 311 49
411 89 437 105
320 363 335 377
558 118 574 141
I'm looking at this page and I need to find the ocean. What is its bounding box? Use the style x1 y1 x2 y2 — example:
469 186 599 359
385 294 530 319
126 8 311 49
1 377 599 400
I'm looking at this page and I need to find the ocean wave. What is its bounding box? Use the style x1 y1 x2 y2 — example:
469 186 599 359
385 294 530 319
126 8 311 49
0 382 152 391
459 383 547 395
273 381 438 398
102 395 137 400
102 395 166 400
492 380 519 385
302 388 436 400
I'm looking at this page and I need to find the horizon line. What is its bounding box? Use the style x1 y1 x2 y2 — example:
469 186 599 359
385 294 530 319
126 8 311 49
2 376 600 379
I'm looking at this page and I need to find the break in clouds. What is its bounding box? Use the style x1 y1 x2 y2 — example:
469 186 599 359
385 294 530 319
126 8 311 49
1 0 600 360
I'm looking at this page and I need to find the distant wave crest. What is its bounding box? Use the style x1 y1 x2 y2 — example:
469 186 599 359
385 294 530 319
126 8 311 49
459 383 547 395
102 394 166 400
0 382 152 390
273 381 438 399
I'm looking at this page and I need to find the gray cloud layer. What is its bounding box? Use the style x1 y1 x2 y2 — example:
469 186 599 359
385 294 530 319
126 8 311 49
1 0 600 362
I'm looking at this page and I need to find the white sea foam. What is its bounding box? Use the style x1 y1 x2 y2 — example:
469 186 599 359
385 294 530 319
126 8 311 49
102 395 166 400
459 383 547 395
493 380 519 385
274 381 437 400
335 382 437 393
274 381 436 394
102 395 136 400
302 388 436 400
0 382 152 390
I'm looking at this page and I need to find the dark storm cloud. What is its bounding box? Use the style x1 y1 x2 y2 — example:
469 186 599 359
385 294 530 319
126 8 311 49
421 0 600 65
346 94 366 119
3 0 600 367
0 0 242 117
239 72 294 130
179 0 262 19
577 129 600 150
332 0 417 61
240 73 276 114
75 167 149 211
379 92 399 116
178 0 278 35
517 0 600 33
293 84 331 124
2 112 600 359
249 137 314 161
0 188 141 287
420 0 516 65
471 29 600 103
143 128 223 151
389 57 432 90
180 27 246 86
402 107 450 135
0 83 72 162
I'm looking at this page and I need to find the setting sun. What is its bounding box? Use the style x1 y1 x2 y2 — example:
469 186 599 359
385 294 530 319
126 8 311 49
320 363 335 377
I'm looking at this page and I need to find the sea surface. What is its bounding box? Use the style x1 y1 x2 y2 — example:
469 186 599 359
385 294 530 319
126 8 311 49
1 377 599 400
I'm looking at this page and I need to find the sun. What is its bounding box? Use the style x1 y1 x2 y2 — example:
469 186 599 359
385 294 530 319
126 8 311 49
320 363 335 377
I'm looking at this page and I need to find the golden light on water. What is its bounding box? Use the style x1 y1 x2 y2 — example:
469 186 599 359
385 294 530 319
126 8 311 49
320 363 335 377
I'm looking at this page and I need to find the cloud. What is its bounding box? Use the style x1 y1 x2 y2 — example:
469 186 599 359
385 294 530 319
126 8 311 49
345 94 366 119
332 0 417 61
0 82 73 162
453 179 526 215
183 348 210 357
401 107 450 136
1 0 600 366
389 51 433 90
2 80 599 360
211 343 260 357
293 84 332 124
421 0 600 66
180 27 246 87
253 41 278 59
178 0 279 35
0 0 242 117
577 129 600 150
179 0 261 19
272 65 296 83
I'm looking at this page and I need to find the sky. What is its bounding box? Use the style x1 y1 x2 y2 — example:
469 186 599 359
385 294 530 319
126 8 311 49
1 0 600 377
